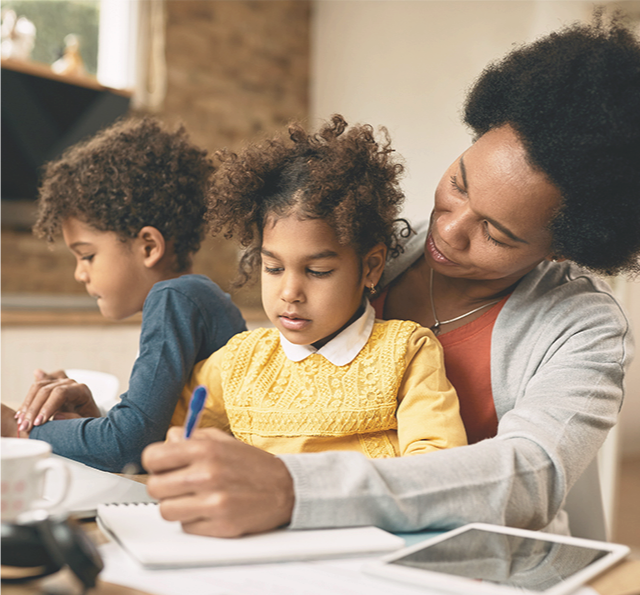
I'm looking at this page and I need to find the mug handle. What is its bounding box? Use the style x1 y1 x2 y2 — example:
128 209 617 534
34 458 72 511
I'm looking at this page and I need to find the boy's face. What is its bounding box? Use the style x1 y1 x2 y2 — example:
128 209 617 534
260 215 368 349
62 217 154 320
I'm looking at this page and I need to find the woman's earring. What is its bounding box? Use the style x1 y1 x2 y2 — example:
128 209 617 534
369 283 378 298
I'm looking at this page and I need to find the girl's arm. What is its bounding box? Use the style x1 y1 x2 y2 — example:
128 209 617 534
395 327 467 455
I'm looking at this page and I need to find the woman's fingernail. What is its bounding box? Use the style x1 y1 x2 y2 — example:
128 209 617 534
18 419 30 432
14 410 21 419
34 415 44 427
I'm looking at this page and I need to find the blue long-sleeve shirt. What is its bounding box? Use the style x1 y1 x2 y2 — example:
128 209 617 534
30 274 247 471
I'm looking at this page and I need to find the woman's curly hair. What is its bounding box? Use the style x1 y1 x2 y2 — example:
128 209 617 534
33 116 214 272
207 114 410 286
464 12 640 276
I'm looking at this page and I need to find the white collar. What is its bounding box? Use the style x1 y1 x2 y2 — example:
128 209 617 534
279 300 375 366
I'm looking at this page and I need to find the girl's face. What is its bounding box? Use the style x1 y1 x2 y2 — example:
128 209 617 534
427 124 562 285
261 215 383 348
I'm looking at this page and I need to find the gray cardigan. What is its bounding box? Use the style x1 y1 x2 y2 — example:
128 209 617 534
280 221 634 534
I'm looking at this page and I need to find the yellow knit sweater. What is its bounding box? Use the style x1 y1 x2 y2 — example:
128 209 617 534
171 319 467 458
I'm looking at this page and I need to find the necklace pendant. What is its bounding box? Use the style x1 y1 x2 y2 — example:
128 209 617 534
430 322 441 336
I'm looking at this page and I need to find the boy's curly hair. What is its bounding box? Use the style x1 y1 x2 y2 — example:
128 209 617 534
33 116 214 272
464 12 640 276
207 114 410 286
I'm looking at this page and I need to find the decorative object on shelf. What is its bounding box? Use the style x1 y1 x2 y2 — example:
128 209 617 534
0 9 36 61
51 33 86 78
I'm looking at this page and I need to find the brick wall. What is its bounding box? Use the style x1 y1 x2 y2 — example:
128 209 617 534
160 0 310 153
2 0 310 310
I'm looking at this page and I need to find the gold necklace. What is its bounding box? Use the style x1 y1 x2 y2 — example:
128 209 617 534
429 268 500 336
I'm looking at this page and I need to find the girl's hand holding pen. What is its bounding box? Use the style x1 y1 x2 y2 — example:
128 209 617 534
142 426 295 538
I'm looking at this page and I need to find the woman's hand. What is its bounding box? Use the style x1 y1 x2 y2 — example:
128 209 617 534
142 427 295 537
15 369 101 433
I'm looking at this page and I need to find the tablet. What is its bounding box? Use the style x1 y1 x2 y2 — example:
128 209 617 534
364 523 629 595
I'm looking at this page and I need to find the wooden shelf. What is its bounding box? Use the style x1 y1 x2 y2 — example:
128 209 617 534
1 307 267 327
1 309 142 327
1 57 132 97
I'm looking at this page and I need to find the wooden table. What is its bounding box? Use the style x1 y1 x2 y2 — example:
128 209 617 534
3 471 639 595
5 525 638 595
1 567 150 595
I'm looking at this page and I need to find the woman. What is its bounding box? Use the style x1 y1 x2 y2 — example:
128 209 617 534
142 16 639 538
17 15 640 538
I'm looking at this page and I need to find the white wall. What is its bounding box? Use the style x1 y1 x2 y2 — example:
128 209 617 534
311 0 640 455
620 280 640 455
311 0 589 223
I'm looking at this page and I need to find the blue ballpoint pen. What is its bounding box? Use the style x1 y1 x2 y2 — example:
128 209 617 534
184 385 208 439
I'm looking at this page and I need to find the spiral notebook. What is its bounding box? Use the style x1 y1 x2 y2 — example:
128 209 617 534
97 502 405 569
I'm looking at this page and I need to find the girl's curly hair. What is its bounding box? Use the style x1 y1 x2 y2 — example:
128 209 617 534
207 114 410 286
464 12 640 276
33 116 214 272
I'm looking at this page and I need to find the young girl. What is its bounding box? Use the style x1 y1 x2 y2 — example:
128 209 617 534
171 115 467 458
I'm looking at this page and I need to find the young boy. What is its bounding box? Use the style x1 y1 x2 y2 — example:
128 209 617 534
2 117 247 472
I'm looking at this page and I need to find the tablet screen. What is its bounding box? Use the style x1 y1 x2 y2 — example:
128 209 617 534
390 528 609 591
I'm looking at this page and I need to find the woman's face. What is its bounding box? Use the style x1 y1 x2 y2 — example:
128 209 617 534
427 124 562 284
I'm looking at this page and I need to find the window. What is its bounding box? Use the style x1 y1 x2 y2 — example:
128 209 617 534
1 1 100 75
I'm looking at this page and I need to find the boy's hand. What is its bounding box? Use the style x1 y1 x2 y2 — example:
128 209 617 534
1 403 27 437
15 370 101 433
142 427 295 538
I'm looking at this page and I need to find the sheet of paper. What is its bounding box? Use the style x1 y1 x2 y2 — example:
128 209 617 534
98 540 433 595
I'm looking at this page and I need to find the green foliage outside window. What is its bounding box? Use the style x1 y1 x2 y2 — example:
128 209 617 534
2 0 99 75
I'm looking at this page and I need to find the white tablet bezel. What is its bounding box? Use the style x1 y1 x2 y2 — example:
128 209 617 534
364 523 629 595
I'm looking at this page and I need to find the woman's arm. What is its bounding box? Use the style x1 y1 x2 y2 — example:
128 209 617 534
141 264 631 536
281 264 632 533
142 264 630 536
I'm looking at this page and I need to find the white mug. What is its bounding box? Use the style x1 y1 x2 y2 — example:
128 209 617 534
1 438 71 523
